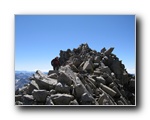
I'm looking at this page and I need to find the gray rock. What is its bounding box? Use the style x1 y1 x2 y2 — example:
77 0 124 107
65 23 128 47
18 86 28 95
81 93 95 105
120 96 128 105
69 64 79 72
88 77 97 86
110 60 123 79
55 82 70 94
112 86 122 97
15 101 23 105
100 66 111 75
69 99 79 105
45 96 54 105
129 79 135 88
101 47 106 53
48 73 58 79
98 92 107 105
35 78 57 90
100 83 117 97
32 89 49 102
102 74 113 84
23 94 34 105
50 89 56 95
85 84 93 95
96 76 106 84
73 57 82 67
93 63 99 68
117 100 124 105
33 73 40 80
93 70 101 76
48 70 59 75
74 84 85 98
78 62 85 70
58 72 73 86
104 47 114 56
36 70 47 78
83 60 93 72
15 95 22 102
109 82 117 88
27 80 39 94
51 93 74 105
94 56 100 63
121 72 129 85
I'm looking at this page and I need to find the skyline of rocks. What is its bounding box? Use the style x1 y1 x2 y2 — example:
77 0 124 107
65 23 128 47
15 43 135 105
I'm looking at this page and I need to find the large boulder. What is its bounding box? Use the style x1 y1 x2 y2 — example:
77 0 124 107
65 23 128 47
27 80 39 94
32 89 49 102
104 47 114 56
15 95 23 102
100 83 117 97
35 78 57 90
48 73 58 79
96 76 106 85
80 93 95 105
23 94 35 105
94 56 101 63
73 57 82 68
45 96 54 105
69 99 79 105
51 93 74 105
74 84 85 98
58 72 73 86
83 60 93 72
55 82 71 94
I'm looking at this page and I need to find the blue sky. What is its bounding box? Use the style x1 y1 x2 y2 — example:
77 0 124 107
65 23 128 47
15 15 135 73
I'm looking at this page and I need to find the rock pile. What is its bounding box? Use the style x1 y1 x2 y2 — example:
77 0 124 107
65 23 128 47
15 43 135 105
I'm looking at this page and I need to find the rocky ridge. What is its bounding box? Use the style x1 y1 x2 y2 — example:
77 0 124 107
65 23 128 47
15 43 135 105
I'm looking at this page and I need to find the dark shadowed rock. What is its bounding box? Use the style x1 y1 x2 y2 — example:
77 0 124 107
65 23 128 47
45 96 54 105
15 95 23 102
32 89 49 102
69 99 79 105
83 60 93 72
100 83 117 97
15 101 23 105
94 56 101 63
96 76 106 85
81 93 95 105
101 47 106 53
23 94 34 105
74 84 85 98
104 47 114 56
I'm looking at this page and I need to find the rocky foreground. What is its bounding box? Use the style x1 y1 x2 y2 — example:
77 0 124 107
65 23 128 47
15 44 135 105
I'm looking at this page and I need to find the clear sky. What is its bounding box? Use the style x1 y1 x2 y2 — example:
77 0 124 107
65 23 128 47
15 15 135 73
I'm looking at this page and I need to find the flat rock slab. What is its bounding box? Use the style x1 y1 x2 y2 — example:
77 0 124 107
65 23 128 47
35 78 57 90
51 93 74 105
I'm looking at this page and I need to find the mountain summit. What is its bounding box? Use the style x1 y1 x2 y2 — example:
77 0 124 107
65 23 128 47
15 43 135 105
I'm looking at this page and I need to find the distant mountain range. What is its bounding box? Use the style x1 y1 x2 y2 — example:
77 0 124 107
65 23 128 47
15 71 48 90
15 71 34 90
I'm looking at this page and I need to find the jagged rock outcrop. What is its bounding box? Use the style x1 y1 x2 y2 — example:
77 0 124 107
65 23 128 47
15 43 135 105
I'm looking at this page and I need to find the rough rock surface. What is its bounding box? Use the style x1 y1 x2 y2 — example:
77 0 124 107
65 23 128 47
15 43 135 105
